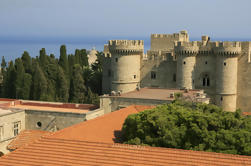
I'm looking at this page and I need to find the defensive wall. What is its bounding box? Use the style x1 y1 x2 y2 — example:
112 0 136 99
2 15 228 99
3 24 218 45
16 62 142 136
102 31 251 112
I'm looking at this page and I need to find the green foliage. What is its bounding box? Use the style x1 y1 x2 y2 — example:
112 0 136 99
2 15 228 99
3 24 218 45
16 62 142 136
0 45 102 106
122 101 251 155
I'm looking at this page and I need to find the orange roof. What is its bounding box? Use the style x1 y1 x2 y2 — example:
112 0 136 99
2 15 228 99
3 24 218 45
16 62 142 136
1 105 251 165
7 130 52 150
1 137 251 166
50 105 155 143
243 112 251 116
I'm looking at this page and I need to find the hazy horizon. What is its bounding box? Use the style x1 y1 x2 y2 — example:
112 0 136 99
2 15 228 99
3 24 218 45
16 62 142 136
1 0 251 39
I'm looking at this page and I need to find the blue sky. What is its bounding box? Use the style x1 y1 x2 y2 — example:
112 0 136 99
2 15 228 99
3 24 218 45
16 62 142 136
1 0 251 40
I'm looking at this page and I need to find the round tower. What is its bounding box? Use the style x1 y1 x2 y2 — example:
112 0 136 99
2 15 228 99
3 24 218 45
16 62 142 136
175 41 199 89
214 42 241 112
108 40 144 94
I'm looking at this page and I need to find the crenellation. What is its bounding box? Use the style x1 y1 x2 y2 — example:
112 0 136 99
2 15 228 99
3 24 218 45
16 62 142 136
102 30 251 112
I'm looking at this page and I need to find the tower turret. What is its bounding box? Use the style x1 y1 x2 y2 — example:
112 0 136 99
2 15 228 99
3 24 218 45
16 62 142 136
214 41 241 111
175 41 199 89
108 40 144 94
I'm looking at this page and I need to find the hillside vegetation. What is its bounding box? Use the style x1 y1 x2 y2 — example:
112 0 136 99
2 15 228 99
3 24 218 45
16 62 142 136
122 101 251 155
0 45 102 105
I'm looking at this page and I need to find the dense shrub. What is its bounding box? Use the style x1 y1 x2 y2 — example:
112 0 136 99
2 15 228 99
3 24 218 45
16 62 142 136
122 100 251 155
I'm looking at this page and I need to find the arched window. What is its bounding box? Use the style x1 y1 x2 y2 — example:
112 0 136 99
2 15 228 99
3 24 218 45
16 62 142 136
202 74 210 87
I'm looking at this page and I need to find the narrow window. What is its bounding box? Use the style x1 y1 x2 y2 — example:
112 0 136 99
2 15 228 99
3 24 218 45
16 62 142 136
115 58 118 62
183 61 186 65
207 78 210 86
220 96 223 101
151 71 156 79
134 75 136 79
205 61 208 64
224 62 226 66
173 74 176 82
0 126 3 141
13 121 21 136
203 78 206 86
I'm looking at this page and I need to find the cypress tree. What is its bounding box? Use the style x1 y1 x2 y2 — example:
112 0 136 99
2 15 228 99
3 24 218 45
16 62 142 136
32 62 48 100
59 45 69 75
56 66 69 102
1 56 6 70
21 51 32 73
14 58 25 99
69 64 86 103
3 61 16 98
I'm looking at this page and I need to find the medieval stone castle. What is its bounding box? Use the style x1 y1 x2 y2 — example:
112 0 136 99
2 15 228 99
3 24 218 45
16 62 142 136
102 30 251 112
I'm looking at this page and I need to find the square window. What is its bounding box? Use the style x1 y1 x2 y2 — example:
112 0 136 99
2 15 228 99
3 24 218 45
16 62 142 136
183 61 186 65
13 121 21 136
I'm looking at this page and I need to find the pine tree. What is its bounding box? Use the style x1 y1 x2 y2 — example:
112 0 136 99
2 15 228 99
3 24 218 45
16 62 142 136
22 73 32 99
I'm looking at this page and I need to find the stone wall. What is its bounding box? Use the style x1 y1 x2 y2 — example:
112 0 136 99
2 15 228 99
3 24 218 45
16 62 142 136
0 111 25 154
25 110 86 131
100 96 171 113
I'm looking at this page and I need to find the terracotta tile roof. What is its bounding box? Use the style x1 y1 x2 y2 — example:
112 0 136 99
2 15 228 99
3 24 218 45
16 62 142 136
1 137 251 166
50 105 155 143
243 112 251 116
1 105 251 165
7 130 52 150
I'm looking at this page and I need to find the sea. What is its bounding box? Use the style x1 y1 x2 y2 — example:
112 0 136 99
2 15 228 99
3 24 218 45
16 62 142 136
0 37 151 62
0 37 250 62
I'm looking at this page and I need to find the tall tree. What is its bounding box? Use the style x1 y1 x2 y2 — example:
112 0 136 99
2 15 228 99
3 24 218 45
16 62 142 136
21 51 32 73
1 56 6 70
32 62 48 100
69 64 86 103
3 61 16 98
56 66 69 102
14 58 25 99
59 45 69 75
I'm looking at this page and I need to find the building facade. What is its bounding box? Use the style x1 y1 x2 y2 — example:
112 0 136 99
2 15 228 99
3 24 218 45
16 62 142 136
102 31 251 112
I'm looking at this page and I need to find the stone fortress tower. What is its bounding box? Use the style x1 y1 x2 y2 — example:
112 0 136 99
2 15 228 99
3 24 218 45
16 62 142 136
102 30 251 112
103 40 144 94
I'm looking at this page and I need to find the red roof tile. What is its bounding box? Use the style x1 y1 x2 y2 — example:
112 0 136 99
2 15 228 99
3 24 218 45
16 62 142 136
1 105 251 165
7 130 52 150
1 137 251 166
50 105 155 143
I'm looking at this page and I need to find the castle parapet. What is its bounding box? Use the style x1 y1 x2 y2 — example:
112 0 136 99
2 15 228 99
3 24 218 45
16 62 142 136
175 41 199 55
108 40 144 54
214 42 241 56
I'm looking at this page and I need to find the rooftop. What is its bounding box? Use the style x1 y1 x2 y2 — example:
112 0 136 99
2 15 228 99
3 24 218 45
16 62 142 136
7 130 52 151
0 99 98 114
108 87 207 101
1 105 251 165
50 105 155 143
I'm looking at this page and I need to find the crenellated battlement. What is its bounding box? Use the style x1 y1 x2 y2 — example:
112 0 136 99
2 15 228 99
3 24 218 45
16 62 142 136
151 30 188 40
174 41 199 55
108 40 144 53
214 41 241 55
